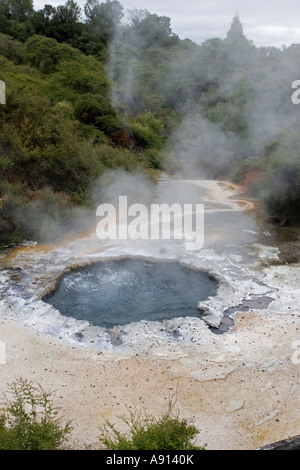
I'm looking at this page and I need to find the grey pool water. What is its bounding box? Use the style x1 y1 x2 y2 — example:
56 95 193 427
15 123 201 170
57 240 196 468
43 259 218 329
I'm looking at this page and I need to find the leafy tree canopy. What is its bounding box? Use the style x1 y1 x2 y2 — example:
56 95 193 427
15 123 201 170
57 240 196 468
0 0 34 21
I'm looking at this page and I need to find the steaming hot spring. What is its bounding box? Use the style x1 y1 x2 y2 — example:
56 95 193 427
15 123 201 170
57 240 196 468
0 178 282 352
43 258 218 329
1 177 300 451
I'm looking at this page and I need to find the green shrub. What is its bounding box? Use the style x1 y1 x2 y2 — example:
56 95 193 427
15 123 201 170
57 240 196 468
129 111 165 150
256 130 300 218
99 401 206 451
0 32 24 63
57 60 109 94
74 94 119 127
24 34 78 73
0 378 72 450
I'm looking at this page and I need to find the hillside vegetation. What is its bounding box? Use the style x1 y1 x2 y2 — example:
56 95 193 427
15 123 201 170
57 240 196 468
1 0 300 245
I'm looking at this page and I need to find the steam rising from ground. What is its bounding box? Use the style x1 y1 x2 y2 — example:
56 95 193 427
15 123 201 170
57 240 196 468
5 14 300 246
90 168 156 208
107 14 300 186
27 10 299 246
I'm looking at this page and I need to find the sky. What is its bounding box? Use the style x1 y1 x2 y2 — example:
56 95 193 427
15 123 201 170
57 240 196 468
33 0 300 48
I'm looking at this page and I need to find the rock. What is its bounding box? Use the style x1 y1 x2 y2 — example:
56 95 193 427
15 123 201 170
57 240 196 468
226 400 244 413
196 303 222 328
256 435 300 450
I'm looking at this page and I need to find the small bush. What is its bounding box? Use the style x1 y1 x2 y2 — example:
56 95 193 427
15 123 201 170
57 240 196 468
24 35 78 74
129 112 165 150
99 401 206 451
0 378 72 450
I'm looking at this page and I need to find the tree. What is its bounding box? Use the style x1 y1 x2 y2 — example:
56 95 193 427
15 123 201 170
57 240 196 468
84 0 124 42
32 1 83 44
0 0 34 40
0 0 33 22
126 9 177 48
226 15 245 42
31 5 57 36
223 15 256 68
54 0 82 24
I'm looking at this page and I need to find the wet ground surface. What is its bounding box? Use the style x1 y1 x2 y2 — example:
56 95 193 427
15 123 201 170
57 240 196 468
0 178 300 450
209 295 275 335
0 178 299 344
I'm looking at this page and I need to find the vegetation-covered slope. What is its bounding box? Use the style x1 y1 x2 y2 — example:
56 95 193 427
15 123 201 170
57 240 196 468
1 0 300 245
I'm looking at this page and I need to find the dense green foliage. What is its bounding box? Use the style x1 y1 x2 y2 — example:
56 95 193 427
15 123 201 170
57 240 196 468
0 6 156 244
0 0 300 245
0 378 71 450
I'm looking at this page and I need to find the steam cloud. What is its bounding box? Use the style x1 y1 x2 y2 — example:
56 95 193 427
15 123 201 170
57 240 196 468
108 13 300 184
5 12 300 245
